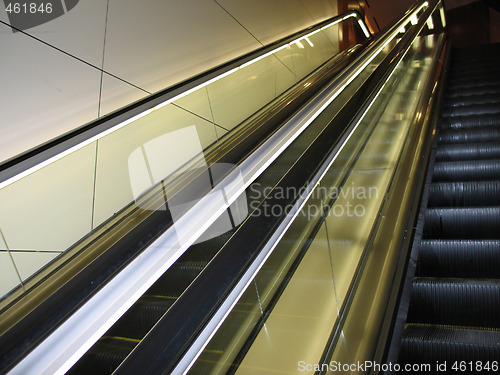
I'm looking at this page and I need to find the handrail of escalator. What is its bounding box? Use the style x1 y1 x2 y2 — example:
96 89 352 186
108 1 443 374
0 11 373 375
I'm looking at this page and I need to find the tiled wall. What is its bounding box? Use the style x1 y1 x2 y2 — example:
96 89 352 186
0 0 338 298
0 0 338 164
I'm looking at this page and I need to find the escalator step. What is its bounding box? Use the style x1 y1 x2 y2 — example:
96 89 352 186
399 325 500 367
435 143 500 161
417 240 500 278
407 278 500 328
443 93 500 107
449 68 500 80
398 43 500 372
451 57 500 66
454 47 500 57
446 72 500 86
454 47 500 56
452 58 500 68
449 66 500 77
455 42 500 50
432 160 500 181
423 207 500 239
451 49 500 60
440 114 500 130
441 103 500 117
453 58 500 67
447 79 500 92
427 181 500 207
438 126 500 144
453 48 500 57
445 85 500 98
454 53 500 61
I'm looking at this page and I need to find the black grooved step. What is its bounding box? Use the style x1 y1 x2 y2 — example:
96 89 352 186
423 207 500 239
449 68 500 79
453 57 500 65
450 61 500 70
400 325 500 367
432 160 500 181
454 49 500 58
447 72 500 85
441 103 500 117
454 53 500 60
450 55 500 65
438 126 500 143
445 85 500 98
417 240 500 278
427 181 500 207
447 77 500 91
443 93 500 107
435 143 500 161
398 43 500 371
441 114 500 129
407 278 500 328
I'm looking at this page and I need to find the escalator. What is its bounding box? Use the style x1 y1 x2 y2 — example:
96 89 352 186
0 1 451 374
398 43 500 370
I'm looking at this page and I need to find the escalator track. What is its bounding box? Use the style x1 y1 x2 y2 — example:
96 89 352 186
398 43 500 370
